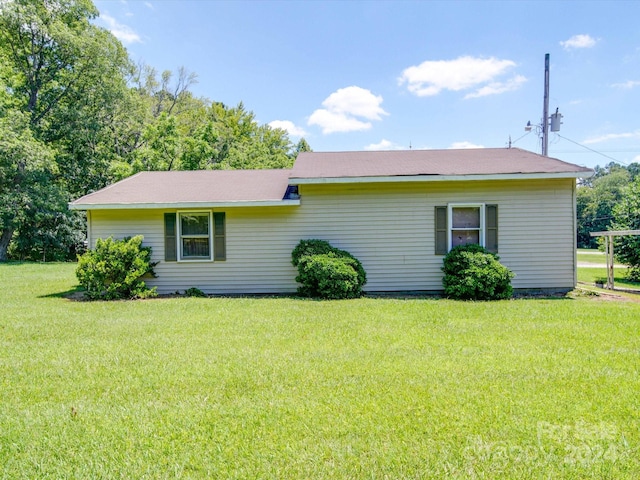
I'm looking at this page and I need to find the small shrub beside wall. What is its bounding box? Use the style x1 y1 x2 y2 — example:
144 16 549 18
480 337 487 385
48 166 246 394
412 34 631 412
76 236 158 300
292 239 367 299
442 244 514 300
185 287 206 298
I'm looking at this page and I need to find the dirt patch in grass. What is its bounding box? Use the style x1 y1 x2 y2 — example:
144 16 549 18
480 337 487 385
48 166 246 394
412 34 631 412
574 284 640 303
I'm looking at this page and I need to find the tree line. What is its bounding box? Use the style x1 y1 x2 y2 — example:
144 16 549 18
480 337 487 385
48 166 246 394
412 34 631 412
0 0 310 262
4 1 640 273
577 161 640 280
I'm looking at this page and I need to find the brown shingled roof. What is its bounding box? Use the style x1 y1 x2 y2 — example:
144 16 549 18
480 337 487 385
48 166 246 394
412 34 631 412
71 148 593 210
70 169 293 208
290 148 592 180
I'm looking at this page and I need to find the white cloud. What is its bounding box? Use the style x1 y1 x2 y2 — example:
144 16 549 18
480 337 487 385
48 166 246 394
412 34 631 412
398 56 524 99
308 110 371 134
449 141 485 149
144 2 155 10
464 75 527 99
100 13 142 44
584 130 640 144
365 139 394 151
364 139 407 151
308 86 387 134
634 155 640 163
611 80 640 89
321 86 387 120
560 34 598 50
268 120 307 137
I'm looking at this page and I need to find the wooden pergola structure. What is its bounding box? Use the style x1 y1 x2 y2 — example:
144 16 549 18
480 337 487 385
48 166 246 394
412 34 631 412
589 230 640 289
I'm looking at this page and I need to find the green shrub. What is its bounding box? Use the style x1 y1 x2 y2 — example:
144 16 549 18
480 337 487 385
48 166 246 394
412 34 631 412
292 239 366 299
442 244 514 300
76 236 158 300
291 239 338 264
185 287 206 297
292 239 366 287
296 253 360 299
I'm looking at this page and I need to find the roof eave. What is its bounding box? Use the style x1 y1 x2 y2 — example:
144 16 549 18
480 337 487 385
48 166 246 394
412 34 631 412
69 199 301 211
289 171 593 185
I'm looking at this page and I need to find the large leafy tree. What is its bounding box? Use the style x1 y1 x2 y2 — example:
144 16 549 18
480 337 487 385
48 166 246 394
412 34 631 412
0 0 311 261
0 111 58 261
0 0 133 260
116 96 302 176
576 161 640 279
202 102 300 170
610 177 640 281
6 0 131 195
576 164 631 248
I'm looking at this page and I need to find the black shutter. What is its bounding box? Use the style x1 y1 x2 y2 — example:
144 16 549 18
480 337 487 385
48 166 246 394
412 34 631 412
435 206 447 255
164 213 177 261
213 212 226 261
485 205 498 253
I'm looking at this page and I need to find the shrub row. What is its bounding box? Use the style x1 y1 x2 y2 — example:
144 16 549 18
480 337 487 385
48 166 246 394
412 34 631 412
76 236 511 302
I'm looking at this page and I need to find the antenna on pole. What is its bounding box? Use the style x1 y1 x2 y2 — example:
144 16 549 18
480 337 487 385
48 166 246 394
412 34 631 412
542 53 550 156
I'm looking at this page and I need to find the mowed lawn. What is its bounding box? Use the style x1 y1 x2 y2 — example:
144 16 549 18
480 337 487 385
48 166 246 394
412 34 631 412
1 263 639 479
578 248 610 266
577 248 640 291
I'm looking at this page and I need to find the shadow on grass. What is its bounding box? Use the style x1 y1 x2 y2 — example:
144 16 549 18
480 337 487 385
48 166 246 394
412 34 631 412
170 292 577 302
36 285 580 303
592 275 640 291
515 295 574 301
39 285 86 301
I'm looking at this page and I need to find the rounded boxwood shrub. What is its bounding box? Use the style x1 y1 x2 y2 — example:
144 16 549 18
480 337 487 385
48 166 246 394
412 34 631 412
76 236 158 300
291 239 339 262
292 239 366 299
442 244 514 300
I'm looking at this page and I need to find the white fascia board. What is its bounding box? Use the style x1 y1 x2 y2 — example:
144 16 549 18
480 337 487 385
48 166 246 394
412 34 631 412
68 199 301 211
289 171 591 185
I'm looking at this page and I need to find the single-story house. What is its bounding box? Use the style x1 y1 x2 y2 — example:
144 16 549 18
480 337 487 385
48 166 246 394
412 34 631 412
70 148 593 295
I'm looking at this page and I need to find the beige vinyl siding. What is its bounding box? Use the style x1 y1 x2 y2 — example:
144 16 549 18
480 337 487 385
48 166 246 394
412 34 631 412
294 179 576 292
87 178 577 294
89 207 302 294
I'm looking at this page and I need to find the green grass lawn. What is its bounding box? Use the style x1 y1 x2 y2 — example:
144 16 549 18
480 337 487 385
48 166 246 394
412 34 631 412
578 265 640 291
1 263 639 478
577 248 609 265
577 248 640 291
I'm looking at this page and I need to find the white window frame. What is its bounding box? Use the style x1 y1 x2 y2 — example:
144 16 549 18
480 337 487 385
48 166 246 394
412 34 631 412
448 203 485 251
177 211 213 262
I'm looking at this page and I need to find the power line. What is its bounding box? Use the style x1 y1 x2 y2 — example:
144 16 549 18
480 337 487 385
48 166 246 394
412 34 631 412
509 130 532 146
552 149 640 154
556 134 629 165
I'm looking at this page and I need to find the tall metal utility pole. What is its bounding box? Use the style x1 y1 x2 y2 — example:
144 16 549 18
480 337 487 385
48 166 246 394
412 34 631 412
542 53 550 156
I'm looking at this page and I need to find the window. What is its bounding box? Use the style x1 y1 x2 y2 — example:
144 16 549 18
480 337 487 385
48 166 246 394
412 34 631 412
435 204 498 254
180 212 211 260
164 212 226 262
450 204 482 250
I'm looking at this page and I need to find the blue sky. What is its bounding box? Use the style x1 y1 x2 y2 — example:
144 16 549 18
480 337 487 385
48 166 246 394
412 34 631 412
94 0 640 168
